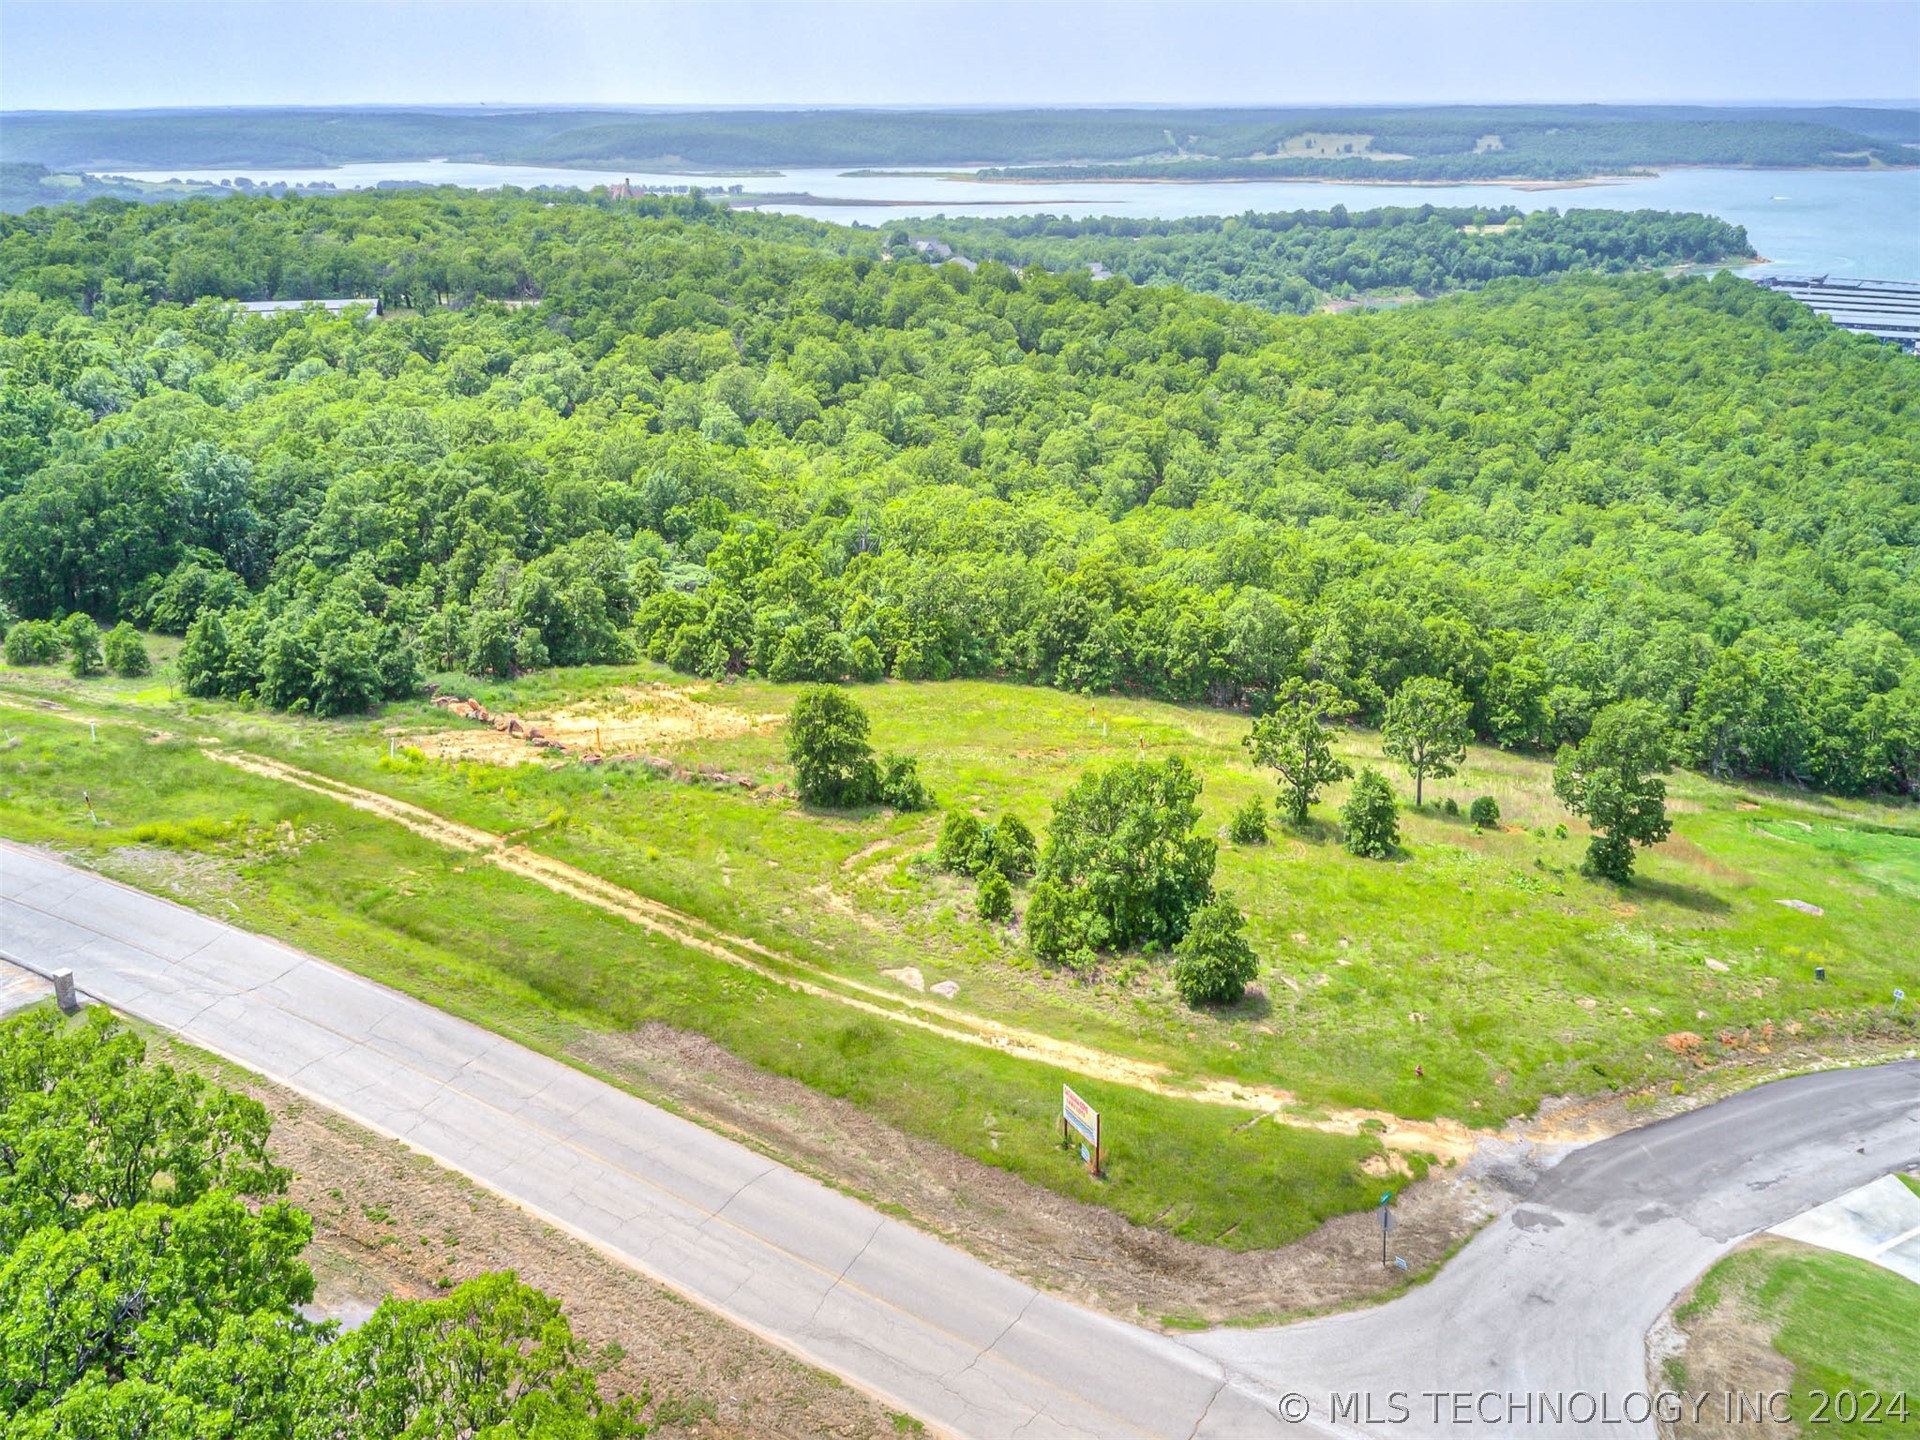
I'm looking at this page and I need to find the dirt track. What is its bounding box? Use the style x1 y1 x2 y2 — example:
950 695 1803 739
209 746 1475 1163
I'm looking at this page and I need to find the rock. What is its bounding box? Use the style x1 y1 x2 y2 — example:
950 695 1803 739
930 980 960 999
1776 898 1824 916
884 967 925 991
1704 957 1730 972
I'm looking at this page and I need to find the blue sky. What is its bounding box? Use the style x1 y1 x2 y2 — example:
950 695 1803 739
2 0 1916 111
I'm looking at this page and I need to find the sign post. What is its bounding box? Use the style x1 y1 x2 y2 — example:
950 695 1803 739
1062 1084 1101 1177
1379 1191 1394 1266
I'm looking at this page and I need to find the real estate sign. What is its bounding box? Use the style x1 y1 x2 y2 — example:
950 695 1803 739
1062 1084 1099 1149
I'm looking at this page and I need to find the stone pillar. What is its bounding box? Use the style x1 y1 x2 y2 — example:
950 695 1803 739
52 969 77 1013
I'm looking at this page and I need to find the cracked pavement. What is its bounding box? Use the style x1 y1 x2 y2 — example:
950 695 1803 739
3 841 1915 1439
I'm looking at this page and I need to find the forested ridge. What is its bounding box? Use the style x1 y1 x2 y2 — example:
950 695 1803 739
906 206 1752 314
1 189 1917 797
982 116 1913 181
7 103 1913 176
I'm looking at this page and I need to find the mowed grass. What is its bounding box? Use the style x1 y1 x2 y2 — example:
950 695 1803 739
7 657 1919 1132
1678 1241 1920 1437
0 691 1380 1249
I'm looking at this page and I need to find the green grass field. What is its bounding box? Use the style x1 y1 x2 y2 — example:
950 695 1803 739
3 649 1917 1248
1676 1240 1920 1438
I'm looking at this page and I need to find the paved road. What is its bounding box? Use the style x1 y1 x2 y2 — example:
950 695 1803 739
1191 1058 1920 1436
0 843 1295 1440
4 841 1917 1439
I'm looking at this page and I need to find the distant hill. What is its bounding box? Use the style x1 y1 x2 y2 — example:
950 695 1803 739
3 104 1915 179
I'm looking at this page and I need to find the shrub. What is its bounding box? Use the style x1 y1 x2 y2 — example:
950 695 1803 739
103 622 151 677
1024 879 1090 964
787 684 878 806
876 752 931 811
1227 795 1270 844
787 685 930 810
978 870 1013 921
1037 756 1215 953
1441 796 1460 816
61 614 104 677
3 618 62 667
1172 896 1260 1006
936 809 983 872
979 813 1038 879
1342 768 1401 859
1469 795 1501 829
848 634 885 682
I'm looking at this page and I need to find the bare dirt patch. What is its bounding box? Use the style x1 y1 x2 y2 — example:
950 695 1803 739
207 747 1477 1164
571 1023 1495 1328
1651 1238 1800 1439
149 1033 898 1439
414 684 776 767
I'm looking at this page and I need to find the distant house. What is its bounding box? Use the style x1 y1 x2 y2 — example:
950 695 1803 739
234 297 381 317
608 178 636 200
907 238 977 271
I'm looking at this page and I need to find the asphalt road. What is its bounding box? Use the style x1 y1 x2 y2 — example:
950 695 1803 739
3 841 1917 1439
1192 1057 1920 1436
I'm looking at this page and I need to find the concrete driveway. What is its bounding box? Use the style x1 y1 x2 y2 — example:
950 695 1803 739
4 841 1917 1439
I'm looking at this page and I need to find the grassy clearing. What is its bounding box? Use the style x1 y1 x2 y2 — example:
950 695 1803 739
0 680 1379 1249
4 653 1919 1241
12 657 1920 1125
1676 1240 1920 1437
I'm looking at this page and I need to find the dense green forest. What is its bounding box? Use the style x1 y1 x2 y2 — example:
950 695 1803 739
6 103 1914 176
0 189 1916 797
0 1007 639 1437
907 206 1753 313
983 118 1915 181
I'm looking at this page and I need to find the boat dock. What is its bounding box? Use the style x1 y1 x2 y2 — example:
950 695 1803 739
1750 274 1920 353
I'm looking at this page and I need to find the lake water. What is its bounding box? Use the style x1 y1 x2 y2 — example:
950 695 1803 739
122 158 1920 280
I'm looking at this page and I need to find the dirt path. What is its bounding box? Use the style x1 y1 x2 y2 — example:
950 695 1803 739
210 747 1474 1163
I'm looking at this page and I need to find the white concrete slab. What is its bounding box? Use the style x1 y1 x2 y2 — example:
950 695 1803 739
1770 1173 1920 1284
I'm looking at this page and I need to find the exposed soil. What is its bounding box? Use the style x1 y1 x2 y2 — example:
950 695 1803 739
147 1034 899 1440
207 747 1478 1164
412 683 779 768
1650 1238 1800 1439
572 1022 1500 1327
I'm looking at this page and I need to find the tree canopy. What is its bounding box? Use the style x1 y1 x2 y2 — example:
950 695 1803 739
1035 755 1216 954
0 1009 642 1440
1382 676 1472 806
1 188 1916 799
1552 700 1675 882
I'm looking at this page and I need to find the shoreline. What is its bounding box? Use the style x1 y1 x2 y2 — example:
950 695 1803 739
959 172 1644 191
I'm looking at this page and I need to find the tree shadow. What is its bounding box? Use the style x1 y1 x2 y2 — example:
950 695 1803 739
1622 874 1733 915
1199 987 1273 1021
1278 817 1339 846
